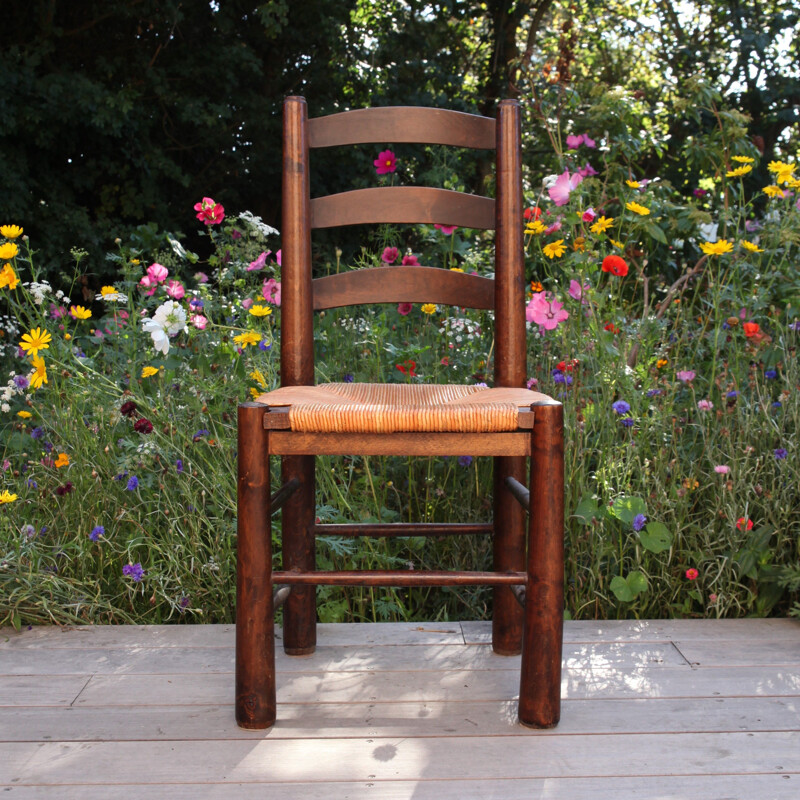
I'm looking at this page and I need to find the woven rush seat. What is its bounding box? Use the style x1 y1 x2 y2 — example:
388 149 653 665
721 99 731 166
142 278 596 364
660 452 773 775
254 383 549 433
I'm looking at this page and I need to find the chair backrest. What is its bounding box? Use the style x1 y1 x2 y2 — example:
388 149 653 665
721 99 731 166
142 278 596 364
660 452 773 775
281 96 526 391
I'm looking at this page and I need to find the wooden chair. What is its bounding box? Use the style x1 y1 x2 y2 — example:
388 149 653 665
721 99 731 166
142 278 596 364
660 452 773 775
236 96 564 730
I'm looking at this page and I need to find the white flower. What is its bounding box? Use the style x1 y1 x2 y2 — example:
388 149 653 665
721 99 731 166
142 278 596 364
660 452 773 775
142 300 186 354
1 403 9 413
697 222 718 242
96 289 128 303
142 318 169 354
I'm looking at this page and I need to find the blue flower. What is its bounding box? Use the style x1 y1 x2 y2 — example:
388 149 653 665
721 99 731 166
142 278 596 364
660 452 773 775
553 373 566 384
126 475 139 491
122 562 145 582
89 525 105 542
176 459 184 473
612 400 631 415
13 375 29 389
343 374 354 383
633 514 647 532
192 429 209 442
457 455 473 467
646 389 661 397
620 417 635 427
726 390 739 398
764 369 777 379
774 448 787 460
257 340 271 351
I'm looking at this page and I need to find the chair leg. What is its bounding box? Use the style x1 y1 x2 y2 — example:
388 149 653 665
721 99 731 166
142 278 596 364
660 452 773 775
519 402 564 728
492 455 526 655
281 454 317 655
236 402 276 729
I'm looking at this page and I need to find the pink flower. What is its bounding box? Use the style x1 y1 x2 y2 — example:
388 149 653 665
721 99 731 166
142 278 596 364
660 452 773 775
242 298 254 310
582 134 596 148
166 280 185 300
402 254 420 266
581 207 597 223
147 263 169 283
194 197 225 225
676 370 696 383
714 465 730 474
697 399 714 411
568 278 590 303
548 171 583 207
578 163 598 177
566 134 584 149
194 271 209 284
247 251 269 271
275 249 282 266
685 568 699 580
381 247 398 264
262 278 281 306
139 275 157 296
189 314 207 330
526 377 538 389
434 224 458 235
374 150 397 175
397 303 413 316
526 292 569 331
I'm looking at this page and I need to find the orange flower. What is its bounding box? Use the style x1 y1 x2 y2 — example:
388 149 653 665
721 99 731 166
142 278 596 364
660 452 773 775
743 322 760 338
601 255 628 276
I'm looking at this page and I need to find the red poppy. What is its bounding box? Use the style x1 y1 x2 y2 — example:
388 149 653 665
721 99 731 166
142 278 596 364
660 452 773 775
557 359 579 372
601 255 629 276
396 360 417 377
524 206 542 220
604 322 620 334
743 322 760 338
736 517 754 531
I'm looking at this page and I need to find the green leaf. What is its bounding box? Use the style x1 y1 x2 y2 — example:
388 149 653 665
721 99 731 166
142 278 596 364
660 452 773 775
627 571 648 595
645 222 667 244
572 493 600 524
609 495 647 525
639 521 673 553
610 571 648 602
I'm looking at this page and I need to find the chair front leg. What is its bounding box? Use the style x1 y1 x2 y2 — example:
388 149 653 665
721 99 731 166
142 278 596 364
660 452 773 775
236 402 276 729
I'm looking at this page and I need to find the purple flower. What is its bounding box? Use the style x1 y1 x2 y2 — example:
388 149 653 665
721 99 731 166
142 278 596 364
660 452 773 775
258 340 271 351
774 448 787 459
632 514 647 532
457 455 473 467
13 375 29 389
192 429 209 442
126 475 139 491
646 389 662 397
189 297 205 311
612 400 631 415
89 525 105 542
343 374 354 383
180 596 191 609
176 459 184 473
726 390 739 399
123 562 145 582
789 320 800 332
31 427 44 440
620 417 635 427
553 372 566 384
764 369 777 379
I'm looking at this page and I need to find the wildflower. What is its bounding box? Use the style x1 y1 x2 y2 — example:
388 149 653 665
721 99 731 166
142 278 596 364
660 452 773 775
141 366 159 378
525 220 547 235
740 241 763 253
396 360 417 377
374 150 397 175
762 185 785 199
192 429 210 442
676 370 696 383
542 240 566 259
70 305 91 320
632 514 647 532
421 303 437 315
530 281 544 293
625 201 650 216
609 238 624 249
697 399 713 411
194 197 225 225
247 252 268 271
397 303 412 316
0 490 17 504
568 279 590 303
0 263 20 289
685 568 699 580
566 134 584 149
620 417 635 427
764 369 777 380
17 410 32 418
189 314 208 330
234 331 261 348
0 242 19 260
700 239 734 255
526 377 538 389
774 448 787 460
248 304 273 317
581 208 597 223
142 300 186 354
381 247 398 264
54 452 69 468
604 322 620 334
262 278 281 305
548 171 582 206
30 426 44 439
601 255 628 276
693 188 708 197
589 216 614 234
572 236 586 252
123 562 145 582
126 475 139 491
612 400 630 415
55 482 74 496
578 162 598 177
176 459 184 473
19 327 52 358
89 525 104 542
731 156 755 164
656 358 668 369
457 455 473 467
743 322 760 338
343 373 354 383
736 517 753 531
1 224 23 238
120 401 139 417
524 207 542 220
646 388 662 397
714 465 730 474
544 221 562 235
726 165 752 178
401 254 420 266
526 293 569 331
767 160 795 184
626 179 641 189
29 355 48 390
97 285 127 302
434 224 457 235
133 418 153 434
166 280 185 300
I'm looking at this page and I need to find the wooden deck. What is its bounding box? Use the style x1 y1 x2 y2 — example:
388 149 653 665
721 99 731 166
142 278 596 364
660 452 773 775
1 619 799 798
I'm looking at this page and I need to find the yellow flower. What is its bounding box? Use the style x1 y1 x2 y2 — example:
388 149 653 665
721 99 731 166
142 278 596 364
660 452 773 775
700 239 734 255
731 156 755 164
626 201 650 216
17 410 32 418
0 490 18 504
656 358 668 369
29 355 48 389
449 267 464 272
542 239 566 259
525 220 547 235
233 331 262 348
249 369 267 388
70 305 92 320
64 333 72 341
248 304 273 317
572 236 586 252
421 303 437 315
530 280 544 293
0 263 20 290
726 165 752 178
55 452 70 468
141 366 160 378
768 160 795 184
0 225 23 239
740 241 764 253
0 242 19 260
19 327 52 357
589 215 614 234
609 239 624 250
625 180 641 188
249 387 260 398
762 185 786 198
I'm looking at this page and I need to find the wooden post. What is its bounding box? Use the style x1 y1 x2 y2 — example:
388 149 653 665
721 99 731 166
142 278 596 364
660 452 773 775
519 400 564 728
235 402 276 729
493 98 526 655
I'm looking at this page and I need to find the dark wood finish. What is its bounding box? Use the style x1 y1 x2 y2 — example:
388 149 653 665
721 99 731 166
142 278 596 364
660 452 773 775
273 570 526 587
308 106 496 149
235 402 275 729
315 522 493 537
313 266 495 311
311 187 495 230
269 431 532 457
519 401 565 728
270 477 300 515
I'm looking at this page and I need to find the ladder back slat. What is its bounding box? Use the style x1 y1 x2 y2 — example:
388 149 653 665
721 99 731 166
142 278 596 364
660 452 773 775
308 106 496 149
311 187 495 230
313 266 494 311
